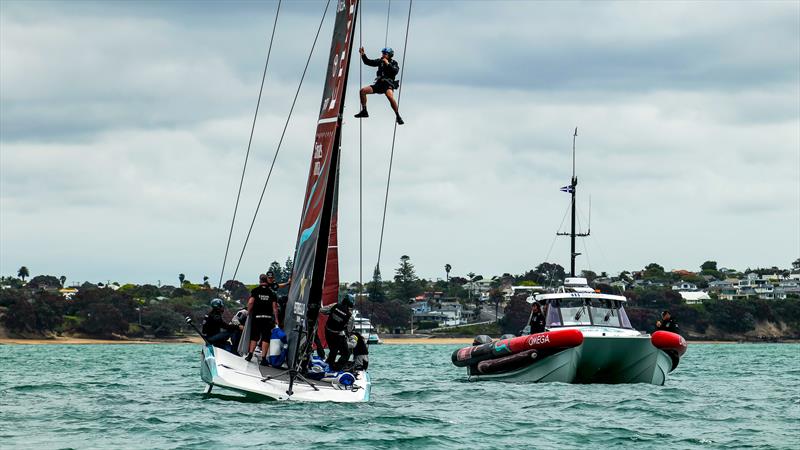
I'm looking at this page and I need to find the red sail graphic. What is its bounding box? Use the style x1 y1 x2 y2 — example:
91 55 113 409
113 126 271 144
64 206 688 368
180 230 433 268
285 0 358 367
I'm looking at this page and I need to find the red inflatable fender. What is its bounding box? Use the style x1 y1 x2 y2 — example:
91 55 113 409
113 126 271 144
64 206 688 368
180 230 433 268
505 329 584 354
651 330 687 356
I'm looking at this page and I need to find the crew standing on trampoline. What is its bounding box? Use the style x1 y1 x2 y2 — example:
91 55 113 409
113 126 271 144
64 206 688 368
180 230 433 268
354 47 404 125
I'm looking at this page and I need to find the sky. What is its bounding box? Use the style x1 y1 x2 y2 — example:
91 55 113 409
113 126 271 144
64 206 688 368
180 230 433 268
1 0 799 286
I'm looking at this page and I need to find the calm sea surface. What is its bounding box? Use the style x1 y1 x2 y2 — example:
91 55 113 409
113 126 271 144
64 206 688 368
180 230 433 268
1 343 798 449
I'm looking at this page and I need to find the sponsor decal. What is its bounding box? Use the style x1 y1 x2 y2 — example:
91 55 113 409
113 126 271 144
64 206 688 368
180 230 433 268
527 334 551 346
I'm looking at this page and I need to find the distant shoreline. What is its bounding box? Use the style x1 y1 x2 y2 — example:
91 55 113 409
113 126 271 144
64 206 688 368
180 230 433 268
0 336 796 345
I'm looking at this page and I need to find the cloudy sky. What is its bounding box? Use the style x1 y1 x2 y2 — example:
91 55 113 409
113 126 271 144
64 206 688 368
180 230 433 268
1 0 798 286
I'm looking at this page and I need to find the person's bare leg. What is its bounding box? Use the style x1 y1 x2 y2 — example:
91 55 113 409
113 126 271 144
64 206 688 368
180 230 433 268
386 89 403 124
245 340 256 361
360 86 372 109
385 89 399 114
261 339 269 363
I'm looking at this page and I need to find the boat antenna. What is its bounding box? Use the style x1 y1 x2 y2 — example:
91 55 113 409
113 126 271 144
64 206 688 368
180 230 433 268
556 127 589 277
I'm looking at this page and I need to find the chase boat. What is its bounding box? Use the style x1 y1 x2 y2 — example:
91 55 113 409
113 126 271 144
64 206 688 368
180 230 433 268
452 130 686 385
453 277 687 385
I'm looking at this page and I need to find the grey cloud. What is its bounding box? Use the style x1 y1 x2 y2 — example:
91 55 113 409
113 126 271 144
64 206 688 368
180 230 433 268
1 0 798 283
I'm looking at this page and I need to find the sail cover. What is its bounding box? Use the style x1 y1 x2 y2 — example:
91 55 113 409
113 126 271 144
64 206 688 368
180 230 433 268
285 0 358 370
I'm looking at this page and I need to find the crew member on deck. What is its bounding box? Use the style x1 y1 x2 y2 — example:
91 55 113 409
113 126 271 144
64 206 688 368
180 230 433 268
320 297 354 371
202 299 238 350
245 274 280 365
529 302 546 334
656 310 679 333
354 47 404 125
349 331 369 371
264 271 291 294
262 271 290 327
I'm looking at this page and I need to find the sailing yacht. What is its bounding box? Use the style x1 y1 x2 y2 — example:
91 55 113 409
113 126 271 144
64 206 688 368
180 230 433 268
452 130 687 385
199 0 371 402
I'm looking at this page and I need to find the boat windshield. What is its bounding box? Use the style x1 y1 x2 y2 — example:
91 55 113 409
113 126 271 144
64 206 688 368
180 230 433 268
545 298 633 329
589 299 621 327
559 299 592 327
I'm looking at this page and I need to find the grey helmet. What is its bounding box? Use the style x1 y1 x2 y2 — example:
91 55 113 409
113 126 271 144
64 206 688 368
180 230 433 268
210 298 224 310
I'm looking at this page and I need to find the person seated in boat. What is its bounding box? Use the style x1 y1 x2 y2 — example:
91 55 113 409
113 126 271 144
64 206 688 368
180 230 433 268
201 298 238 350
319 297 354 371
244 274 280 365
656 310 679 333
354 47 404 125
349 331 369 371
529 302 546 334
230 307 248 355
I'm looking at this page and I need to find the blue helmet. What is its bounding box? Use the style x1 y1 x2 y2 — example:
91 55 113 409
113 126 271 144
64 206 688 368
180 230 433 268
381 47 394 58
210 298 224 310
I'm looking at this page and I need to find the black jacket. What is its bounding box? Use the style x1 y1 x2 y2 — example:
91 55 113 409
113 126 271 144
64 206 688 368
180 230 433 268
201 310 236 336
657 318 679 333
530 312 546 334
362 54 399 82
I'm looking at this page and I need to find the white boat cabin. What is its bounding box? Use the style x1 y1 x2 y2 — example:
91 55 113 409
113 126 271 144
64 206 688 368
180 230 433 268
534 278 634 329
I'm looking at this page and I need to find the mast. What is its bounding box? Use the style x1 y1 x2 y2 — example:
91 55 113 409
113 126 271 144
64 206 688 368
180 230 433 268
557 127 589 277
285 0 359 377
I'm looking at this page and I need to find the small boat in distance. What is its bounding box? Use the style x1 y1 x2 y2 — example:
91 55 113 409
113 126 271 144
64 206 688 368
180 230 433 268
452 129 687 385
353 310 382 345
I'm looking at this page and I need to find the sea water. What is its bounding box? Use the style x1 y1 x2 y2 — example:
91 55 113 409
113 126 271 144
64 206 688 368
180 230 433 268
0 343 798 449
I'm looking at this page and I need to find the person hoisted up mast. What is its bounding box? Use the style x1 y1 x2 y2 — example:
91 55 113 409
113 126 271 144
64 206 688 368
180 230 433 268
354 47 404 125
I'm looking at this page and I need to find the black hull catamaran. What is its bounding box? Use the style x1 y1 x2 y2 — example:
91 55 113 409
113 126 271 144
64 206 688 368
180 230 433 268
200 0 371 402
453 129 687 385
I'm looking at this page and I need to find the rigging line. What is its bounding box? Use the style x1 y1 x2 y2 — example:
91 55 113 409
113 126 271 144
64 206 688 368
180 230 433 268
576 211 592 271
384 0 391 47
359 5 364 292
218 0 282 288
358 0 366 337
545 202 571 262
375 0 412 271
231 0 332 281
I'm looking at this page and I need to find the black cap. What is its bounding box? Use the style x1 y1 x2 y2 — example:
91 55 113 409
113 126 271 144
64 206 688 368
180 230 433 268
662 310 670 315
266 271 274 277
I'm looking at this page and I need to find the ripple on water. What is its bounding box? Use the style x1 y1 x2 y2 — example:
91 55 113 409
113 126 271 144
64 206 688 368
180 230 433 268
0 343 799 449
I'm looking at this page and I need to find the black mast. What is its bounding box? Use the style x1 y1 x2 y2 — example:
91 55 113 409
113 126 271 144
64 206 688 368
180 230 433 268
557 127 589 277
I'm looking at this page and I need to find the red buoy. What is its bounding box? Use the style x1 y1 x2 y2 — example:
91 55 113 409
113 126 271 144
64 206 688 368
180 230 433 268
651 330 687 356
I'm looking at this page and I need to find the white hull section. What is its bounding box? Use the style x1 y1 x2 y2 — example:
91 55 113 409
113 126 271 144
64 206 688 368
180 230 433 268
200 345 370 403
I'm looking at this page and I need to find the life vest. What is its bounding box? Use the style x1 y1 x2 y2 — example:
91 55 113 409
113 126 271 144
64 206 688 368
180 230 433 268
251 285 275 319
326 304 351 333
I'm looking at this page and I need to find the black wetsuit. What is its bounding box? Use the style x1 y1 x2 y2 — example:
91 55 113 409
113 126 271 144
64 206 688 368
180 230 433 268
529 311 546 334
202 310 237 348
657 318 679 334
351 332 369 371
250 284 277 342
324 304 352 370
362 54 399 94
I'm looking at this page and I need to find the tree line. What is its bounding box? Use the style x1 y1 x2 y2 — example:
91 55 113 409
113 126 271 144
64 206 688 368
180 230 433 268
2 257 798 339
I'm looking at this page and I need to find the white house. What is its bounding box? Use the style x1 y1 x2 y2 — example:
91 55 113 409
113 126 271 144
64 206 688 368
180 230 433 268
680 291 711 304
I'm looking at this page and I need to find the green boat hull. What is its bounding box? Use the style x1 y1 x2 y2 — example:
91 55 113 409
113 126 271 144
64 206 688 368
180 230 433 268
467 335 675 385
